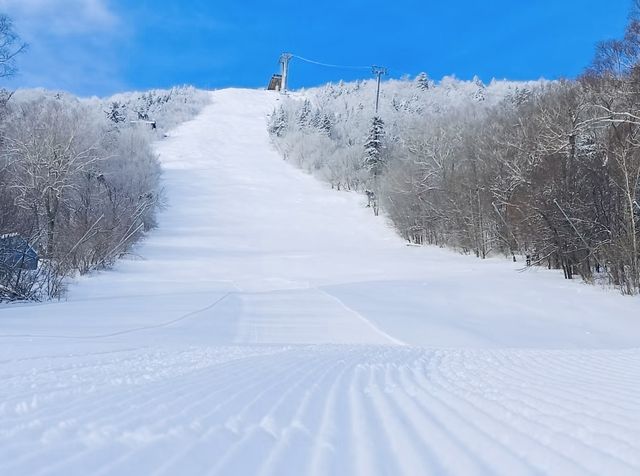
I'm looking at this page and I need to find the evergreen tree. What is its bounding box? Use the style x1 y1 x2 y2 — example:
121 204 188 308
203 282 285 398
320 113 332 136
472 75 486 102
310 109 322 130
363 116 386 178
268 106 287 137
511 87 532 106
297 99 312 129
416 72 432 90
106 101 126 124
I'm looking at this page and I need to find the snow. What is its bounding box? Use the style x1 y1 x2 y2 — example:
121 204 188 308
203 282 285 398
1 88 639 475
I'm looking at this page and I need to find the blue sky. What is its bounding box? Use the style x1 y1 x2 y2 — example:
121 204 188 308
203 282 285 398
0 0 634 97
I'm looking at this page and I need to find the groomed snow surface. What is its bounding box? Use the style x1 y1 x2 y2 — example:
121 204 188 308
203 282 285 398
1 89 639 476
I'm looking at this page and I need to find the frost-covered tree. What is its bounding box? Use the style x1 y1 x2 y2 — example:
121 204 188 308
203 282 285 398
363 116 386 179
106 101 127 124
472 75 486 102
268 106 287 137
267 14 640 294
297 99 312 129
91 86 210 135
0 87 209 301
415 72 431 90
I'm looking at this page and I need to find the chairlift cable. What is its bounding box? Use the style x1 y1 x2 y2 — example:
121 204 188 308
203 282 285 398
291 54 371 71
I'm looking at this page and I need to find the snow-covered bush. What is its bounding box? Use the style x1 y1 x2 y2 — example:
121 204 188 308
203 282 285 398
95 86 211 135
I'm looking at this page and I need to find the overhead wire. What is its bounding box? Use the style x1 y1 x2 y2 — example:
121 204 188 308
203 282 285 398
288 54 407 79
290 54 372 71
278 53 409 81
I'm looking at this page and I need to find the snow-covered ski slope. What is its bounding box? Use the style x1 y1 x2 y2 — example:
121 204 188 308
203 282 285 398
1 89 639 476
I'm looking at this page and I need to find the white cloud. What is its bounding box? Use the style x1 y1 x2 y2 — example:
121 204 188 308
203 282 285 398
0 0 119 35
0 0 127 95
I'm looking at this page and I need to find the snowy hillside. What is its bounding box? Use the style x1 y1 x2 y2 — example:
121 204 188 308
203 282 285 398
301 75 545 113
0 89 639 475
271 72 640 296
11 86 210 135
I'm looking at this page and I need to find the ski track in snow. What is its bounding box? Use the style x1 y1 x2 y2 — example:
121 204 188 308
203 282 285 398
0 347 639 476
1 89 639 475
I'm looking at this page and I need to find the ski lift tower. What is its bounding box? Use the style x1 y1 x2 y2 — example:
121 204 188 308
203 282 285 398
372 65 387 114
279 53 293 92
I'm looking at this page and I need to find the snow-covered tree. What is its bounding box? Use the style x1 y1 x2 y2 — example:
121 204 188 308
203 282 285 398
363 116 386 179
415 72 432 90
267 41 640 294
297 99 312 129
268 106 287 137
0 86 208 301
106 101 127 124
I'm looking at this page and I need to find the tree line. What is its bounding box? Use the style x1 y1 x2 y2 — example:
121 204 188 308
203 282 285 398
0 15 209 301
270 14 640 295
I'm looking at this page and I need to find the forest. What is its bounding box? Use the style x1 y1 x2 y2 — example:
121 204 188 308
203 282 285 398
269 16 640 295
0 15 210 300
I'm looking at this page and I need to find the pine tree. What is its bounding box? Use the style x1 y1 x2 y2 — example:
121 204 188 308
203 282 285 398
320 113 332 136
310 109 322 130
268 106 287 137
511 87 532 106
297 99 312 129
363 116 386 178
106 101 126 124
472 75 486 102
416 72 432 90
